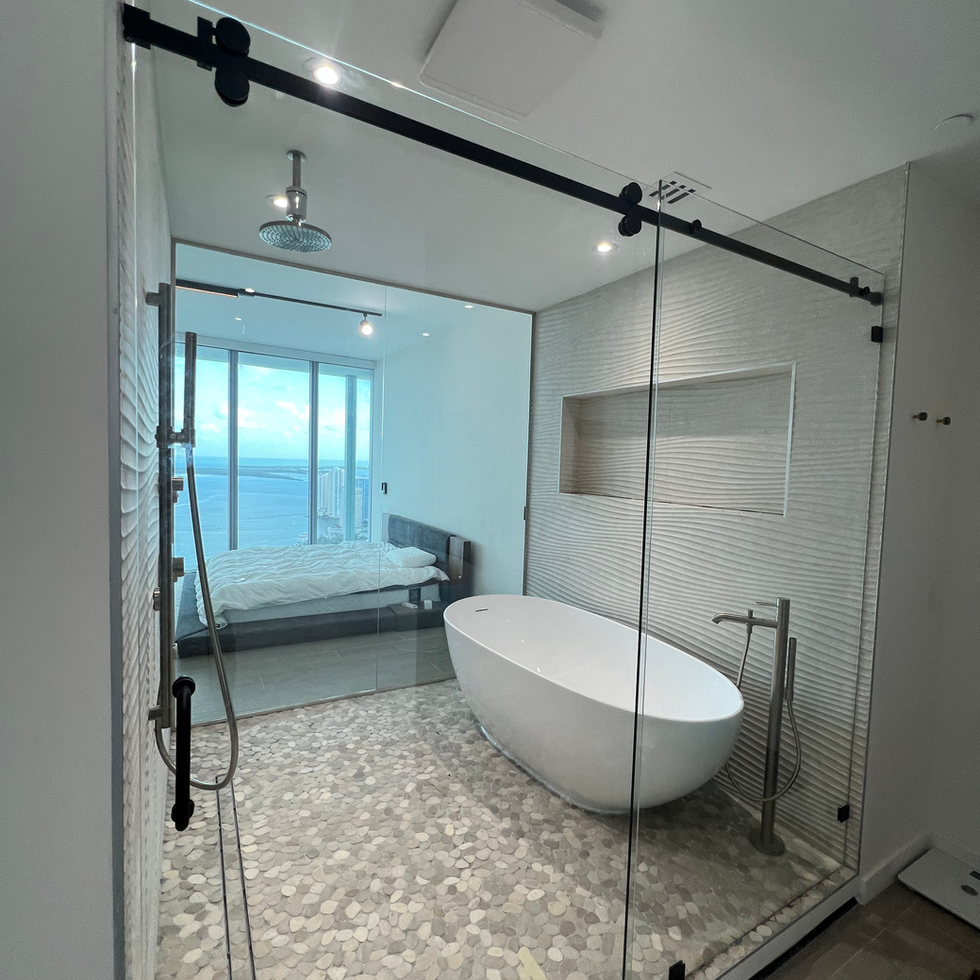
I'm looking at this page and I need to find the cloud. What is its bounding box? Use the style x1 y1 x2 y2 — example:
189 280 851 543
274 400 310 421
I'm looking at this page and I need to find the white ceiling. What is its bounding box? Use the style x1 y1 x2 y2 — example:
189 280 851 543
149 0 979 311
165 0 980 216
175 243 530 360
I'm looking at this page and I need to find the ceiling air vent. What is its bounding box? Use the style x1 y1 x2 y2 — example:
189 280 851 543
419 0 602 120
649 173 711 206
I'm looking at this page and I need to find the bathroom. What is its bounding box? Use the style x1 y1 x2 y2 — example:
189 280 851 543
4 2 980 980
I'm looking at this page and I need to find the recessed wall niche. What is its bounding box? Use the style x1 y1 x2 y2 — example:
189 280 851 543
558 364 795 515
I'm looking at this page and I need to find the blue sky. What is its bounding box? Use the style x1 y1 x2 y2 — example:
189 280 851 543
176 346 371 462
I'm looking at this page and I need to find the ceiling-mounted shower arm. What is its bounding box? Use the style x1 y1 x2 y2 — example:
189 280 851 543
284 149 308 222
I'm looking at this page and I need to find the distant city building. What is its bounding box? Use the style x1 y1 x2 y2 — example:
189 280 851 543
317 467 345 518
317 466 370 537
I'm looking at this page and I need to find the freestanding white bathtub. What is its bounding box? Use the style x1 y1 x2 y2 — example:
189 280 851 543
444 594 743 812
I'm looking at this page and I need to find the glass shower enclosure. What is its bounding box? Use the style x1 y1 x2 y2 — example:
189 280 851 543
123 4 888 979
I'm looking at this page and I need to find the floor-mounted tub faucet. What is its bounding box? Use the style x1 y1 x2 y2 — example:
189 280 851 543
711 597 797 856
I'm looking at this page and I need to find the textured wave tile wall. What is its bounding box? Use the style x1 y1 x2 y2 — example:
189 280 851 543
526 169 906 864
118 41 171 980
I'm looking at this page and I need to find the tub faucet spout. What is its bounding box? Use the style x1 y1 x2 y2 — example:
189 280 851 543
711 611 777 630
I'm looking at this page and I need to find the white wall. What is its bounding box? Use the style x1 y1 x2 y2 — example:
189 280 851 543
860 163 980 894
932 181 980 861
0 0 118 976
380 307 532 596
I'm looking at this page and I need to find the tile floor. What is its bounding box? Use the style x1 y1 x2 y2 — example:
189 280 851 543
157 680 849 980
765 883 980 980
180 627 455 723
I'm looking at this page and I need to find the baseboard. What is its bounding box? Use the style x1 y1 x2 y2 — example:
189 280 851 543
858 833 931 902
931 835 980 870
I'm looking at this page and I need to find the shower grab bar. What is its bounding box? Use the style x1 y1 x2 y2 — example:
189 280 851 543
170 676 196 830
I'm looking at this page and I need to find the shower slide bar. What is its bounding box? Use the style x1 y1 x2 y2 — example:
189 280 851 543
148 282 240 829
122 5 883 310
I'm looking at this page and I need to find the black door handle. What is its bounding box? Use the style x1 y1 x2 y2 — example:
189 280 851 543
171 676 196 830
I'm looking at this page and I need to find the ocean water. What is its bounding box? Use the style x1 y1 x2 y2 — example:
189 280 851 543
174 456 369 564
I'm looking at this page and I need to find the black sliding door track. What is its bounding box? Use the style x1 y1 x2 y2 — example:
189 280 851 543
123 5 883 308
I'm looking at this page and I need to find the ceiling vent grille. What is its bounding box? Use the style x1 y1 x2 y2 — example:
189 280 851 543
649 172 711 206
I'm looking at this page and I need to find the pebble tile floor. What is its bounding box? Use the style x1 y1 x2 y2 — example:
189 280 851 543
157 680 847 980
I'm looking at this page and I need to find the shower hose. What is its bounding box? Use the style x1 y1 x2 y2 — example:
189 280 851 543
718 625 802 805
154 443 239 791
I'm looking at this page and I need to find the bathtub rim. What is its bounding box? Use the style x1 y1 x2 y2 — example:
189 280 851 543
445 594 744 726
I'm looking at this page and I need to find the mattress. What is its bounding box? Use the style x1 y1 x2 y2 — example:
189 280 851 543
222 581 444 624
196 541 450 626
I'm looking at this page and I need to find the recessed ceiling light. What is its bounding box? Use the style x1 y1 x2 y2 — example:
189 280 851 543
359 316 374 336
935 113 975 132
243 287 255 294
268 194 288 209
595 241 614 253
313 61 341 86
422 332 430 337
464 304 474 309
235 317 242 321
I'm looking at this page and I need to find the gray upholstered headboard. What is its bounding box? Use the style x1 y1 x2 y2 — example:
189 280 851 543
382 513 472 592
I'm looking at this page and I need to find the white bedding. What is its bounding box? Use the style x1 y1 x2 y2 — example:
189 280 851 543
196 541 449 626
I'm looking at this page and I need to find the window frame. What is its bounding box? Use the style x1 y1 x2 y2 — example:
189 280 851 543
177 333 375 551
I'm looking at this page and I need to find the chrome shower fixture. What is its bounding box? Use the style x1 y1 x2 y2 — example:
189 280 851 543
259 150 332 252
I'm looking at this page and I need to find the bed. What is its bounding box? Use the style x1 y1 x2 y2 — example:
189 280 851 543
175 513 473 657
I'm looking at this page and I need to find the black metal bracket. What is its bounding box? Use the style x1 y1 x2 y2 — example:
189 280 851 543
121 5 885 309
617 182 644 237
837 803 851 823
871 325 884 343
668 961 686 979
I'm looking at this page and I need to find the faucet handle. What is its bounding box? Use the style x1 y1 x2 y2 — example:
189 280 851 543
754 600 777 608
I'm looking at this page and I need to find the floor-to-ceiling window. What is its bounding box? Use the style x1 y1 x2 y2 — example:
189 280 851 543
175 340 373 565
237 352 311 549
316 367 372 543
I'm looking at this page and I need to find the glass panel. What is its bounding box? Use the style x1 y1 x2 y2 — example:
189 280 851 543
146 0 663 968
315 368 351 544
628 193 884 979
173 343 230 565
356 376 372 539
315 367 373 543
144 5 881 980
236 352 311 549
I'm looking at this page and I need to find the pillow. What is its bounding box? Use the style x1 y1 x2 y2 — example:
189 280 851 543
385 546 437 568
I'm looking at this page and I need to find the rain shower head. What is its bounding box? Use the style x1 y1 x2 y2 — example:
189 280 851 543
259 150 332 252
